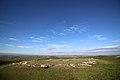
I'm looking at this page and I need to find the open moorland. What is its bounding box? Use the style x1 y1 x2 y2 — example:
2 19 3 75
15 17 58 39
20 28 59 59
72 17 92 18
0 56 120 80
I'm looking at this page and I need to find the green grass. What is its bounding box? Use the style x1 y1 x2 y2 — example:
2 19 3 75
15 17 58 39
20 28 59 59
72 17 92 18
0 56 120 80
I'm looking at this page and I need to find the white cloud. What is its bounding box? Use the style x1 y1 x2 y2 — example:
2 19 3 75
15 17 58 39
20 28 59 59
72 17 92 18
41 45 120 55
98 45 120 49
0 43 15 47
30 37 48 43
88 35 92 39
49 44 69 48
87 45 120 52
9 38 19 41
112 40 120 42
61 41 67 43
2 43 31 49
4 44 15 47
73 40 85 43
50 30 65 36
58 33 65 36
64 25 86 33
47 48 56 51
49 25 86 37
17 46 32 48
61 20 66 23
79 40 85 42
0 21 15 25
89 35 108 40
51 45 120 55
47 44 70 51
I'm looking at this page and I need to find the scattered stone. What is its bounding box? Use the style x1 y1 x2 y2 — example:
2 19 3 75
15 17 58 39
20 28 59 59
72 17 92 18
40 64 49 68
12 63 15 65
116 56 120 58
83 62 89 64
70 64 75 67
58 64 62 66
21 61 28 65
87 65 92 67
88 61 96 65
63 59 69 61
32 65 36 67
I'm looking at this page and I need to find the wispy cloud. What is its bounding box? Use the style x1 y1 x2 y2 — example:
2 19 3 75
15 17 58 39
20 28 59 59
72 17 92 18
30 37 49 43
50 30 65 36
87 45 120 52
0 21 15 25
89 35 108 40
74 40 85 43
47 44 70 51
2 43 32 49
112 40 120 42
9 37 19 41
0 43 15 47
4 44 15 47
49 25 86 37
52 45 120 55
17 46 32 48
61 41 67 43
98 45 120 49
63 25 86 33
61 20 66 23
48 44 69 48
79 40 85 42
47 48 56 51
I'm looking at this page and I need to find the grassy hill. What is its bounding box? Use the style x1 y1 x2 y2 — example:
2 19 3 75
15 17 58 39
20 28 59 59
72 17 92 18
0 56 120 80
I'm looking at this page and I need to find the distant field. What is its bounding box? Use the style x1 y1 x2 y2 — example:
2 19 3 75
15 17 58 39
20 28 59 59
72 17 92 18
0 56 120 80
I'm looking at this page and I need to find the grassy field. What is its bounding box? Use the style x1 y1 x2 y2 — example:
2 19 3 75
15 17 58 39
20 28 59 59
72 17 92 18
0 56 120 80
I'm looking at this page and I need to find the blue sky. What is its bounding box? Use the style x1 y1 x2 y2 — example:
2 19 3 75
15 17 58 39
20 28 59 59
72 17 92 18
0 0 120 55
